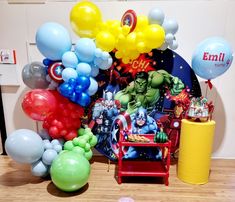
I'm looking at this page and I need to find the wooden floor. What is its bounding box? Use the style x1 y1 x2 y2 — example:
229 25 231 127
0 156 235 202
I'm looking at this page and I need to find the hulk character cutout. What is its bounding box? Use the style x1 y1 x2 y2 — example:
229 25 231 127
114 70 185 114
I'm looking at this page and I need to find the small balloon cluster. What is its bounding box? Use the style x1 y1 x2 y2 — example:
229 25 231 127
63 128 98 161
35 23 113 107
70 1 179 64
42 91 84 140
5 128 96 192
22 89 84 141
32 138 63 177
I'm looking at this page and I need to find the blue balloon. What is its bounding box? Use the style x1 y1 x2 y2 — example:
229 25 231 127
75 38 96 63
192 37 233 80
162 18 178 34
42 149 58 165
86 77 98 96
148 8 165 25
68 78 77 86
31 160 49 177
62 67 78 82
62 51 79 68
36 22 72 61
76 92 91 107
76 62 91 76
70 92 79 102
5 129 44 164
77 76 91 91
59 83 74 97
90 64 99 77
43 58 53 66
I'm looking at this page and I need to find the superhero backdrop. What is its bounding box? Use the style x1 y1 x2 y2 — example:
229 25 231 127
89 49 201 161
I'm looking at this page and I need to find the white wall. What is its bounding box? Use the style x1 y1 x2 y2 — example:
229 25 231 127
0 0 234 158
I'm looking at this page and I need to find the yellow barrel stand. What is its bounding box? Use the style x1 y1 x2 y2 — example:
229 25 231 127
177 119 216 184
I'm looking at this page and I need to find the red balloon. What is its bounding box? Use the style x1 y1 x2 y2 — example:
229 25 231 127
64 130 77 141
22 89 58 121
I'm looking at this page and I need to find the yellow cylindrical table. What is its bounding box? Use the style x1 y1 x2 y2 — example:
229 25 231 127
177 119 216 184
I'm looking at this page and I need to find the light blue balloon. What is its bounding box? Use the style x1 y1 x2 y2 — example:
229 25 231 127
5 129 44 164
90 64 99 77
36 22 72 61
159 42 168 51
86 77 98 96
31 160 49 177
101 52 110 60
53 144 62 153
62 67 78 82
51 139 61 146
192 37 233 80
148 8 165 25
162 18 178 34
43 140 53 150
75 38 96 63
165 33 174 44
76 62 92 76
94 55 113 70
169 40 178 50
42 149 58 165
62 51 79 68
95 48 103 58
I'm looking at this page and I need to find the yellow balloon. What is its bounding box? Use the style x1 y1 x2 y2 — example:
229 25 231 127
115 50 123 59
122 25 130 36
126 32 137 50
115 34 126 50
144 24 165 49
96 31 116 52
70 1 102 38
136 42 147 53
135 15 149 31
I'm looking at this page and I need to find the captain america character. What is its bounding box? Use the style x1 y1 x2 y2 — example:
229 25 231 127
123 107 162 160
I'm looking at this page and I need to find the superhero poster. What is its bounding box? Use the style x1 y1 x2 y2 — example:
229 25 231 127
88 49 201 161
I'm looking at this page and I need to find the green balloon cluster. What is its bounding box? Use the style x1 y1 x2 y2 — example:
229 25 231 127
63 128 97 160
50 150 90 192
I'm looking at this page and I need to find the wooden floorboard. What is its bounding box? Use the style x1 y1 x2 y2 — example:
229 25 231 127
0 156 234 202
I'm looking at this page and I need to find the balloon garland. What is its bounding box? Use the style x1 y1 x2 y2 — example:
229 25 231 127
6 0 233 193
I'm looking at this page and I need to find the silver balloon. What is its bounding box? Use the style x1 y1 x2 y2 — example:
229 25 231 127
22 61 50 89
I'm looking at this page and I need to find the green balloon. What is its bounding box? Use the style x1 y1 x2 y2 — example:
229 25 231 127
84 128 92 134
50 151 90 192
63 140 74 151
73 146 85 155
89 135 98 147
84 149 93 161
72 137 79 146
84 143 91 152
78 138 87 148
77 128 85 136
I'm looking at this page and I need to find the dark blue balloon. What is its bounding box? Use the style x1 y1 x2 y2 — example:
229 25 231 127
70 92 78 102
76 76 90 91
75 85 84 94
43 58 53 67
59 83 74 97
68 78 77 86
76 92 91 107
